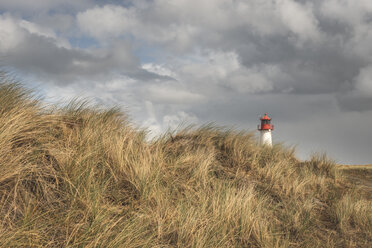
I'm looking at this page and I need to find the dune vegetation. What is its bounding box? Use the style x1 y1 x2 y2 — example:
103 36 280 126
0 77 371 247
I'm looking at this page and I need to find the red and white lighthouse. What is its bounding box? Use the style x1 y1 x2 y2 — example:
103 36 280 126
257 113 274 146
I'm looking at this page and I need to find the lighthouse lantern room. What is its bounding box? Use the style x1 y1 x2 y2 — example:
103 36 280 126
257 113 274 146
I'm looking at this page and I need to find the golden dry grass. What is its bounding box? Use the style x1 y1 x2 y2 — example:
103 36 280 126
0 77 371 247
337 164 372 170
337 166 372 201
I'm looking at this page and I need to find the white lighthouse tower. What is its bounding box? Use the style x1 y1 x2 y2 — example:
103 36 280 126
257 113 274 146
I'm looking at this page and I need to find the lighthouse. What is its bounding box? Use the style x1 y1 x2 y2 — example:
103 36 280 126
257 113 274 146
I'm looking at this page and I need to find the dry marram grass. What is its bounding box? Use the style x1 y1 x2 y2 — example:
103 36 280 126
0 78 371 247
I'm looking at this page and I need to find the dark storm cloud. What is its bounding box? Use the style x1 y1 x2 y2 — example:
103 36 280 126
0 14 168 85
1 0 372 164
3 0 371 106
75 0 372 111
3 36 138 83
336 94 372 112
0 0 92 13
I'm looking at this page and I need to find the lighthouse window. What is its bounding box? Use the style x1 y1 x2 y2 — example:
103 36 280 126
263 120 270 124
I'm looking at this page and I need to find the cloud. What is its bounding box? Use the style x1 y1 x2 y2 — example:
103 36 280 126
0 0 92 13
0 14 142 84
30 13 75 35
77 5 136 39
163 111 199 131
18 19 70 48
75 1 324 50
143 83 205 104
354 65 372 96
142 100 199 139
320 0 372 26
0 14 24 51
142 63 177 78
2 0 372 164
74 1 371 105
277 0 322 44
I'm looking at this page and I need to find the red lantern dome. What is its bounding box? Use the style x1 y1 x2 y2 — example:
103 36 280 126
258 113 274 131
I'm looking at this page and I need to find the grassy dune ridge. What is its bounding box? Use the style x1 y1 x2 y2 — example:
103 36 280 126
0 79 371 247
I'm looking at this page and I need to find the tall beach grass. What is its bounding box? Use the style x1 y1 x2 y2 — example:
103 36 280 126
0 77 370 247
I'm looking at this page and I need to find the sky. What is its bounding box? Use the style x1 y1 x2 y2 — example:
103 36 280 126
0 0 372 164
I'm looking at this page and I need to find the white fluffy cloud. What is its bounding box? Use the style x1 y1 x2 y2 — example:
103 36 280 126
0 14 70 52
77 5 136 39
143 84 204 104
277 0 322 44
142 99 199 139
354 65 372 96
76 0 325 50
163 111 198 131
0 15 24 51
